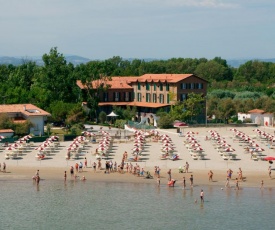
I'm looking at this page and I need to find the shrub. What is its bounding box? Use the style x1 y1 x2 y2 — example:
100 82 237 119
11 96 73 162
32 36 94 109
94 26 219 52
158 115 173 129
243 118 252 123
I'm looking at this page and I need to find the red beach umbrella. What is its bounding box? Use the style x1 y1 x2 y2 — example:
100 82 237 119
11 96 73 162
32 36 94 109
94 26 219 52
264 156 275 161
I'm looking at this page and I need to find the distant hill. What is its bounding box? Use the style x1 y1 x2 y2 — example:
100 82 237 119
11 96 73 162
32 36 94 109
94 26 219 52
1 55 275 68
227 58 275 68
0 55 91 66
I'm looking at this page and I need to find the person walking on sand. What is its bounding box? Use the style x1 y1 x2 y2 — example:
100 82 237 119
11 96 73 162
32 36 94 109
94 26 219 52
227 169 233 179
238 168 243 181
75 162 79 173
3 162 6 173
84 157 87 168
190 175 194 188
268 166 272 178
167 169 172 181
185 162 189 173
208 170 213 182
260 180 264 189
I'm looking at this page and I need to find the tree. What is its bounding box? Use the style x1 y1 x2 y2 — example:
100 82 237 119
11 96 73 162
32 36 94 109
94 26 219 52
170 93 205 123
158 114 173 129
98 111 107 124
32 47 76 108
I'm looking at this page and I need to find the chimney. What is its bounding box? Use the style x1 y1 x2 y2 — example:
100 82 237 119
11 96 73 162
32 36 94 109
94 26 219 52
24 105 26 111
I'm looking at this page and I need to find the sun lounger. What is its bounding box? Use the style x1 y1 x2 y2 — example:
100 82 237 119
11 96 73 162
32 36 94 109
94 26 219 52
222 155 229 160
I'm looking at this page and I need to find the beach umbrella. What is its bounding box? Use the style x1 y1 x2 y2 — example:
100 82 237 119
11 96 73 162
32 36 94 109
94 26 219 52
132 147 140 152
186 131 195 135
254 147 265 152
193 147 203 151
36 146 45 151
191 143 200 147
189 140 198 144
264 156 275 161
162 143 174 147
162 146 174 151
224 148 235 152
5 146 14 151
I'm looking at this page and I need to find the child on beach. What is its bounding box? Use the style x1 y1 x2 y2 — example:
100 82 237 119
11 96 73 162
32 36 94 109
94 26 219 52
260 180 264 189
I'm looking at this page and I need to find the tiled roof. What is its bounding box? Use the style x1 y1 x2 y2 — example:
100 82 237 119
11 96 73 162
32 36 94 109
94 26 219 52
77 76 139 90
0 104 50 117
0 129 14 133
77 74 206 90
136 74 195 83
98 102 130 106
248 109 265 114
127 101 170 108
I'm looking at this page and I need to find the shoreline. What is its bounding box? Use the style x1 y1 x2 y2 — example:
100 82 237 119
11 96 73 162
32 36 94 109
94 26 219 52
1 165 273 189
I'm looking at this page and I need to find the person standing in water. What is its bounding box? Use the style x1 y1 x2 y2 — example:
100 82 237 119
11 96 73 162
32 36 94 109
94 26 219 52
183 177 186 189
200 189 204 203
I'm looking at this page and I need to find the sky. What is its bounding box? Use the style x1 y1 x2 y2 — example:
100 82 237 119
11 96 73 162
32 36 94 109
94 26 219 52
0 0 275 60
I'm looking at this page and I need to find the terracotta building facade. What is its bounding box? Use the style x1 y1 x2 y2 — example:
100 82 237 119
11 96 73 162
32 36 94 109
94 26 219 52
77 74 207 122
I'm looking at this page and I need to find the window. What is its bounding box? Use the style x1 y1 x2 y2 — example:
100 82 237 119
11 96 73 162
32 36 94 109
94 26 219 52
198 83 203 89
146 93 151 102
166 84 170 91
125 92 129 101
190 83 194 89
167 94 170 103
138 82 141 90
160 83 163 91
153 93 157 103
159 94 164 103
114 92 120 101
181 83 186 89
104 92 108 102
180 94 187 101
146 82 150 91
137 93 142 102
154 83 156 91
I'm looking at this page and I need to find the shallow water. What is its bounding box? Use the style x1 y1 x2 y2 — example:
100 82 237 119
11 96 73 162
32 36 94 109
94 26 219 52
0 180 274 230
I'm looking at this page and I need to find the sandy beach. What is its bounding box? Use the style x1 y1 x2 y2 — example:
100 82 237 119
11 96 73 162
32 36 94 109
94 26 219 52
1 126 275 188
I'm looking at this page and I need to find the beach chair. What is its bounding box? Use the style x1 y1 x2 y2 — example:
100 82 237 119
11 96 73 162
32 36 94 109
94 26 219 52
192 154 198 160
252 155 259 161
222 155 229 160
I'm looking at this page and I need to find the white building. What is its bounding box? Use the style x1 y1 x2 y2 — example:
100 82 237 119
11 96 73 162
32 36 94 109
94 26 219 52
238 109 273 126
0 104 51 135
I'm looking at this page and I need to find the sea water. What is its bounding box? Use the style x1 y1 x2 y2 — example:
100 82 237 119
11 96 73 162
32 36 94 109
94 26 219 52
0 180 274 230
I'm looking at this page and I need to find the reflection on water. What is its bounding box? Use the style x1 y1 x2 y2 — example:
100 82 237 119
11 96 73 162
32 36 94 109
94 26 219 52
0 180 274 230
